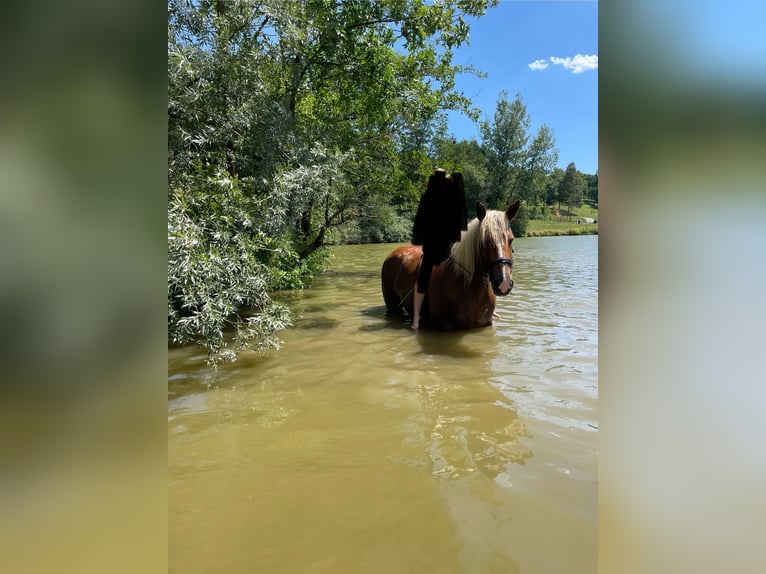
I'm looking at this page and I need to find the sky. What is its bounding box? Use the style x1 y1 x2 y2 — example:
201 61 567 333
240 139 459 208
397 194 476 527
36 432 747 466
445 0 598 174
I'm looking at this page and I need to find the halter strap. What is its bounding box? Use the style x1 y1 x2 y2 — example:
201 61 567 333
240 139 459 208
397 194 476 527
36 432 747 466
483 257 513 273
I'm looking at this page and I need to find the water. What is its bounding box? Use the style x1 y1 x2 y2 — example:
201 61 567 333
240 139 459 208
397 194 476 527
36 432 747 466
168 235 598 573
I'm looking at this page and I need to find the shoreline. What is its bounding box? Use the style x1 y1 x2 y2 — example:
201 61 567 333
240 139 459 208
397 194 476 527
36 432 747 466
525 228 598 237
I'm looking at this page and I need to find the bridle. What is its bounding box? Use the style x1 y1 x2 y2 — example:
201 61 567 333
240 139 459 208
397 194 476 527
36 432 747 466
481 230 514 294
482 235 513 275
483 256 513 274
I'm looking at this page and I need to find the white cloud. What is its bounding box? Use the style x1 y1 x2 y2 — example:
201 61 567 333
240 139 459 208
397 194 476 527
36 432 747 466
528 59 549 71
549 53 598 74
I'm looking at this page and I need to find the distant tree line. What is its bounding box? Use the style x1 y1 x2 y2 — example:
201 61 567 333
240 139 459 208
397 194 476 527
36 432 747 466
431 91 597 235
167 0 596 362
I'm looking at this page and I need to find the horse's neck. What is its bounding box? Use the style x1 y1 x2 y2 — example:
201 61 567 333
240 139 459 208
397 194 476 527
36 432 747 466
466 264 491 297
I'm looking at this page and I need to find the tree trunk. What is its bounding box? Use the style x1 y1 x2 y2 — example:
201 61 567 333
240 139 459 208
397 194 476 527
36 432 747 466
298 227 326 259
300 200 313 237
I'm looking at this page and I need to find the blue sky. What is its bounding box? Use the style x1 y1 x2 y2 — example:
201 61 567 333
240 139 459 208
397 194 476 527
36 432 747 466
445 0 598 174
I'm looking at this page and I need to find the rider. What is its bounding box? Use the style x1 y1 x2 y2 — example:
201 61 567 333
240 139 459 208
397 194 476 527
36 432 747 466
410 169 467 330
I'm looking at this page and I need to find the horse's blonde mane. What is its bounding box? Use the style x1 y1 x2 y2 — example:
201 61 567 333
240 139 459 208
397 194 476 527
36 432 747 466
447 210 509 284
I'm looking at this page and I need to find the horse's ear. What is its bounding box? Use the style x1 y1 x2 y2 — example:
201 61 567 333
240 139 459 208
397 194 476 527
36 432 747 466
506 199 521 222
476 200 487 221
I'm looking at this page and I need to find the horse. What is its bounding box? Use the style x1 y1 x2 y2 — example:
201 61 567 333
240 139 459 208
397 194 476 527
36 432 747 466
381 199 521 330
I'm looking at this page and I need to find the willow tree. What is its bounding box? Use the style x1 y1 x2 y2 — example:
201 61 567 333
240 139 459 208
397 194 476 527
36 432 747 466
267 0 499 255
168 0 499 362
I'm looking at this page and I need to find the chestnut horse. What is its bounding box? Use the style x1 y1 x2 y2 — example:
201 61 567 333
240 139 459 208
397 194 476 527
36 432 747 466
381 200 521 330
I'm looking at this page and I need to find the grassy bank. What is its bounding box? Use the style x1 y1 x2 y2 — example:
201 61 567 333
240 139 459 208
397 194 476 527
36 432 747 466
524 204 598 237
526 220 598 236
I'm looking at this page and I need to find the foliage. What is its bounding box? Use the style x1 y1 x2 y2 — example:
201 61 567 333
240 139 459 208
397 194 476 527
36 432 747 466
333 204 413 244
480 92 558 208
545 167 565 207
515 123 558 205
510 202 530 237
480 92 529 207
429 135 490 217
271 145 359 258
266 243 332 291
584 171 598 205
167 174 292 362
168 0 500 362
559 161 585 216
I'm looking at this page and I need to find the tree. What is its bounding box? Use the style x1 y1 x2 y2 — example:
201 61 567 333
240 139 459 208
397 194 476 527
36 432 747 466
558 162 585 218
167 176 293 362
480 92 529 208
429 134 489 218
167 0 501 362
510 202 530 237
480 92 558 209
268 0 501 256
584 171 598 206
515 123 558 214
545 167 565 210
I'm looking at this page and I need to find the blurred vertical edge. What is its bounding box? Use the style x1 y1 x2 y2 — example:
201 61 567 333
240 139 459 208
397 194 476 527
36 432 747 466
600 2 766 574
0 1 166 573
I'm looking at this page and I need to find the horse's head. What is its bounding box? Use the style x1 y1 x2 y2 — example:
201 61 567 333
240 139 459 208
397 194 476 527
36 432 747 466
476 199 521 296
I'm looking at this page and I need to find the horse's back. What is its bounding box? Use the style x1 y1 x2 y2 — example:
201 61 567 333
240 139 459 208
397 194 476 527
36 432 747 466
382 244 422 270
381 245 421 315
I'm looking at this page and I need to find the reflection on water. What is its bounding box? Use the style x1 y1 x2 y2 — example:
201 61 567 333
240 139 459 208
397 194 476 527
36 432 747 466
169 236 597 573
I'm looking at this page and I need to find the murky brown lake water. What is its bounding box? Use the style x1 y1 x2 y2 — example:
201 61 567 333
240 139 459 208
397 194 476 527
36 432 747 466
169 236 597 573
